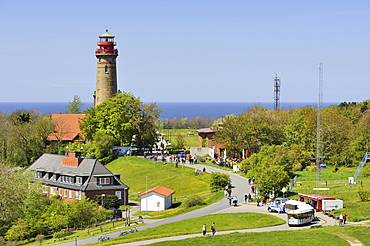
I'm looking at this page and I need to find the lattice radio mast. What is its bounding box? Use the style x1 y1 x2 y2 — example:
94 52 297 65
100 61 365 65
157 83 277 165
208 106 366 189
316 62 323 188
273 74 281 110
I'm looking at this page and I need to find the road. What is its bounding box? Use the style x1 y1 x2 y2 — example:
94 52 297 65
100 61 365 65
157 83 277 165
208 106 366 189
57 162 250 246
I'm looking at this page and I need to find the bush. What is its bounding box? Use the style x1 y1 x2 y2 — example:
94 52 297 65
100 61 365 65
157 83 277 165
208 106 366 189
53 231 73 239
50 194 61 199
182 196 203 208
210 172 231 191
357 187 370 202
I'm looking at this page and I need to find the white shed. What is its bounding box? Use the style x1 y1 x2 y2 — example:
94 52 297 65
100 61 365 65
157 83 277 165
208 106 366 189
138 185 175 212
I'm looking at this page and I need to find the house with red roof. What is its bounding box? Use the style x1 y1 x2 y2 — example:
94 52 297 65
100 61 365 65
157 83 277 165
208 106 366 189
48 114 86 144
138 185 175 211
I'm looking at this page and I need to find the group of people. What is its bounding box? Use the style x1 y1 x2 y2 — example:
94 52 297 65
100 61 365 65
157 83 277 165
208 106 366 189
339 213 348 226
202 222 216 236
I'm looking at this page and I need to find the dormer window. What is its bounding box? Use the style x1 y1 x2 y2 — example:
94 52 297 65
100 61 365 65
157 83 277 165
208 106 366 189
76 177 83 185
99 177 111 185
35 171 43 178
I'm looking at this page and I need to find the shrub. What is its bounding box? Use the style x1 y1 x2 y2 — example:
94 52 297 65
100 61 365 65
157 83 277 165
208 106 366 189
50 194 61 199
35 234 45 245
182 195 203 208
53 231 73 239
357 187 370 202
210 172 231 191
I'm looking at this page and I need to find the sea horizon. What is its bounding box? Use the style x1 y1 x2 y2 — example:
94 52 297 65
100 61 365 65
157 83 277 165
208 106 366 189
0 101 340 119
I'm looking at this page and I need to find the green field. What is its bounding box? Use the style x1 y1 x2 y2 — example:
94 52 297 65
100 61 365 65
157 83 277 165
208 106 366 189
149 226 370 246
87 213 285 245
161 129 199 147
290 166 370 221
105 156 222 218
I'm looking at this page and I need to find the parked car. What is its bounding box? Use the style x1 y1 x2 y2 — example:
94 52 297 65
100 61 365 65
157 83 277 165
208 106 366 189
267 197 288 213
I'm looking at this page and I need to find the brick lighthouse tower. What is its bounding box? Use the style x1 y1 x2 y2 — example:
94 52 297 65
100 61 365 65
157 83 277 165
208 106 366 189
94 30 118 106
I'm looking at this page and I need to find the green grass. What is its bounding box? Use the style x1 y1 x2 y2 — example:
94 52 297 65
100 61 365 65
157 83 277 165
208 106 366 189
107 156 212 201
18 220 140 246
161 129 199 147
86 212 285 245
106 156 223 219
149 227 367 246
290 166 370 222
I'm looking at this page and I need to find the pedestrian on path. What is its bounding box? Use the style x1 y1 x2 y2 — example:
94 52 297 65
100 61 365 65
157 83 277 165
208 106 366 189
343 214 348 224
211 222 216 235
339 213 343 226
202 224 207 235
257 197 261 207
228 197 232 206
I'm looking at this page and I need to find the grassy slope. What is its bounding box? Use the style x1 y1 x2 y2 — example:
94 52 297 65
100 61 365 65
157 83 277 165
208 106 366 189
88 213 285 245
106 156 212 202
291 166 370 221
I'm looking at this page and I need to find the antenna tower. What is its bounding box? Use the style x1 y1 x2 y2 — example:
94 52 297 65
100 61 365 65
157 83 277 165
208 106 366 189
273 74 281 110
316 62 323 188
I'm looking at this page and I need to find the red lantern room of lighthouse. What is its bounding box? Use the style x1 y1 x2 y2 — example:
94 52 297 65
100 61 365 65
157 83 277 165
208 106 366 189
94 30 119 106
95 30 118 55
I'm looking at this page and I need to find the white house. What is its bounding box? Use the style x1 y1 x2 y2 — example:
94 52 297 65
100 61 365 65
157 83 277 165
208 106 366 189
138 185 175 212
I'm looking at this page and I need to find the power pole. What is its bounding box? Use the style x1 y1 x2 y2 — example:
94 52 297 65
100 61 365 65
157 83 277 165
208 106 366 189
273 74 281 110
316 62 323 188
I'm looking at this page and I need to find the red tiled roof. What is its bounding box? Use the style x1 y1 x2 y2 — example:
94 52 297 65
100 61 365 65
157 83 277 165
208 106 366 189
48 114 86 141
138 185 175 197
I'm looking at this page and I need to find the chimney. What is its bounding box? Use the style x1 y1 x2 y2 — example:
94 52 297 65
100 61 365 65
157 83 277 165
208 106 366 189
62 151 83 167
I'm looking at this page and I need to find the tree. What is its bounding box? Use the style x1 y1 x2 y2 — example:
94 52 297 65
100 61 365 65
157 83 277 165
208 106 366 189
66 95 84 114
80 93 160 147
131 103 161 149
0 162 31 236
210 172 231 191
245 145 294 195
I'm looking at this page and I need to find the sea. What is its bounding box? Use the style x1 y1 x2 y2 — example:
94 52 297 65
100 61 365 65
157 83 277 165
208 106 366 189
0 102 338 119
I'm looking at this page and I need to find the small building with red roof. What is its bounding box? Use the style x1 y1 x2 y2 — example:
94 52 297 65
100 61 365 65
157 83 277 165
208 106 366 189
138 185 175 211
48 114 86 144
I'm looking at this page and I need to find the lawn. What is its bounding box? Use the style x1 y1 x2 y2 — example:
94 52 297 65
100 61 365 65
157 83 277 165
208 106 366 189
86 212 285 245
105 156 222 218
290 165 370 222
161 129 199 147
149 226 370 246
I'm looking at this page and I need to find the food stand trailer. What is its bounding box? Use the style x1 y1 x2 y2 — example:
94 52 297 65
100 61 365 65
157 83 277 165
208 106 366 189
298 193 336 212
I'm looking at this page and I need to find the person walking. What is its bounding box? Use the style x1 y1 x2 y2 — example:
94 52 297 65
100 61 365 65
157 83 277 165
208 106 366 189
211 222 216 235
343 214 348 224
257 197 261 207
339 213 343 226
202 224 207 235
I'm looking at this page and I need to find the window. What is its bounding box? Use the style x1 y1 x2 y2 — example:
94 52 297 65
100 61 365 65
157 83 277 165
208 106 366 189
50 186 57 195
76 191 82 200
42 185 48 194
105 65 108 74
69 190 73 198
35 172 43 178
64 189 68 197
115 191 122 200
99 177 111 185
59 188 63 196
76 177 83 184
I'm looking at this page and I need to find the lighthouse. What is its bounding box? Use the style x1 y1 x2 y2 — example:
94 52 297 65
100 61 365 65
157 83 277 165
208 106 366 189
94 30 118 106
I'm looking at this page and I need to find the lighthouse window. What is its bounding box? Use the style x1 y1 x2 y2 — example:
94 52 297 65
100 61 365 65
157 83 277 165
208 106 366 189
105 65 108 74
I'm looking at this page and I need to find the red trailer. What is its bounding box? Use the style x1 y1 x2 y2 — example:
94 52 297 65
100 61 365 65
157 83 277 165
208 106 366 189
298 193 336 212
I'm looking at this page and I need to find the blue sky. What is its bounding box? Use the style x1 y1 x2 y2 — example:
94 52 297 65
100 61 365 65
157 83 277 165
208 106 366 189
1 0 370 103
